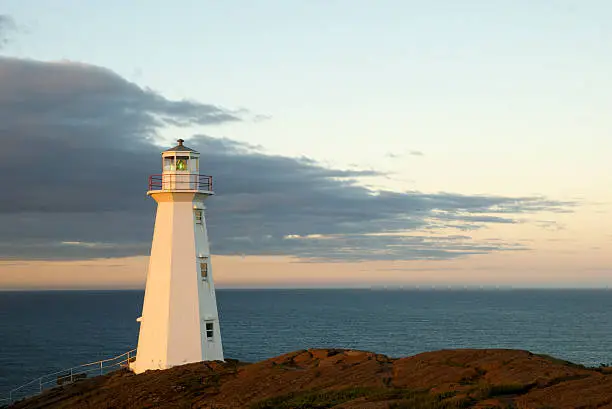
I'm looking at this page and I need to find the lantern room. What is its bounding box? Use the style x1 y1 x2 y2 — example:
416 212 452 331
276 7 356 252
162 139 200 174
148 139 213 193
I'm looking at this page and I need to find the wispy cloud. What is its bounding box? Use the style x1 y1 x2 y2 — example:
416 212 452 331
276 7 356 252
385 150 424 159
0 15 16 49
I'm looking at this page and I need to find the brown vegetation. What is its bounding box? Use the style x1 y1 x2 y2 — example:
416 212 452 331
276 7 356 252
8 348 612 408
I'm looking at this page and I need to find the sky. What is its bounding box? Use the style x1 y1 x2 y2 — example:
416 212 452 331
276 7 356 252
0 0 610 289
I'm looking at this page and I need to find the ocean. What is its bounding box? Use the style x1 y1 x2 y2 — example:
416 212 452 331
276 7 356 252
1 289 612 396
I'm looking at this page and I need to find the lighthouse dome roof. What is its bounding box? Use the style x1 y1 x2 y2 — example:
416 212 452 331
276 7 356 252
164 139 197 153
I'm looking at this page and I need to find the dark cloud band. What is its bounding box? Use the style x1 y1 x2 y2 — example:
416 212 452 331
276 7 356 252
0 56 573 261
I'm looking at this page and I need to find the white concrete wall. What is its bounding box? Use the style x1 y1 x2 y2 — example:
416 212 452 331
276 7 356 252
132 192 224 374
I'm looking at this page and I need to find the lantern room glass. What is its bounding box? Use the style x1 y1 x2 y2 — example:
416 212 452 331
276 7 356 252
162 155 199 173
192 156 199 172
162 155 200 174
176 156 189 171
163 157 173 171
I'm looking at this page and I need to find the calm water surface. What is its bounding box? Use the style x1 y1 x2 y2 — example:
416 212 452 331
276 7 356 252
1 289 611 394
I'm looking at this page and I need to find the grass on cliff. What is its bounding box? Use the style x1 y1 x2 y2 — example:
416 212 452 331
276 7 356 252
250 387 471 409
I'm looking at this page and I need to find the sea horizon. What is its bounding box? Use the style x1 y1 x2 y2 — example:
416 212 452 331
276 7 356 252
2 286 612 292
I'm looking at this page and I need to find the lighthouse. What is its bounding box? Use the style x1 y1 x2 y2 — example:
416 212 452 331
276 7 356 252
131 139 224 374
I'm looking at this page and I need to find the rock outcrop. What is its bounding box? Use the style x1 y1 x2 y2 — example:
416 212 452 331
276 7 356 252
8 349 612 408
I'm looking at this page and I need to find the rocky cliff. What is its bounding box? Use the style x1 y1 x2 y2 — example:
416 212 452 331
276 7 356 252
8 348 612 408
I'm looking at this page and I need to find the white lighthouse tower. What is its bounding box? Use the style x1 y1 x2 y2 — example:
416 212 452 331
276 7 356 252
131 139 224 374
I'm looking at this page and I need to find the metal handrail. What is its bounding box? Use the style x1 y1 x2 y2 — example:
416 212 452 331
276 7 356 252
148 173 213 192
1 348 136 406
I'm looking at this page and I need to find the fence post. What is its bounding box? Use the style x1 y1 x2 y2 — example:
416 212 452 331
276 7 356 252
9 390 12 404
100 361 103 376
39 378 42 393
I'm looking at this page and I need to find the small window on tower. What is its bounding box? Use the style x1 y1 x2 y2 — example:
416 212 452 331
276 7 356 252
194 209 203 224
205 322 214 340
200 261 208 279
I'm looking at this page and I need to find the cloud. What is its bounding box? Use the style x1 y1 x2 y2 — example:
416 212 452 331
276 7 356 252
0 56 574 261
0 15 16 49
534 220 565 231
385 150 424 159
0 57 241 214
